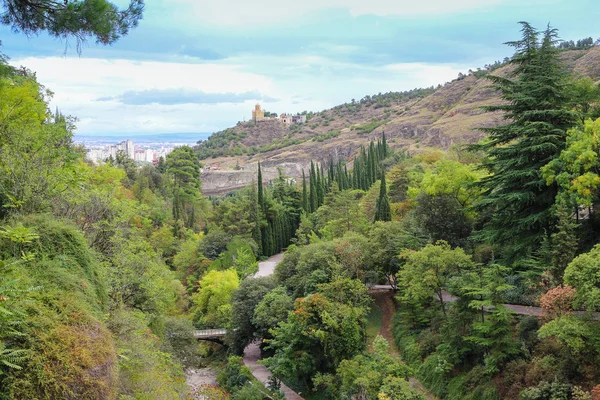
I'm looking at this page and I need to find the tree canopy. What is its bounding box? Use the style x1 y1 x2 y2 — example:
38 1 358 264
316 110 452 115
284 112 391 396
2 0 144 49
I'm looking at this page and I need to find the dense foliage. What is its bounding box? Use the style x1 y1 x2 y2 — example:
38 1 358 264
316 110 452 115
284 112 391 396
2 20 600 400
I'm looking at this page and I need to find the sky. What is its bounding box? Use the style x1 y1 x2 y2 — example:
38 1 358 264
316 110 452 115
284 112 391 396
2 0 599 137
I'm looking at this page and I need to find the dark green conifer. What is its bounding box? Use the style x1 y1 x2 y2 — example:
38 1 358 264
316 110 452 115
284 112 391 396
302 169 308 212
257 162 265 213
374 170 392 222
471 22 577 259
382 131 388 158
309 161 317 213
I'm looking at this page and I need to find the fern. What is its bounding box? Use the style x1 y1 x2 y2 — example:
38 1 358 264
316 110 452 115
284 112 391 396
0 342 29 374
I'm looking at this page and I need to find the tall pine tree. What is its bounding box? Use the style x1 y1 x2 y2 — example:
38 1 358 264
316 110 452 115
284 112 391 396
471 22 577 259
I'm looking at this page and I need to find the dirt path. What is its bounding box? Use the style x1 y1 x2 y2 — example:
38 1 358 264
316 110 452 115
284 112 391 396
372 292 438 400
371 292 398 356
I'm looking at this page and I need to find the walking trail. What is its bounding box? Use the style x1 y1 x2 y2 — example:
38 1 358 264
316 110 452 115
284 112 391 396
243 253 304 400
372 292 438 400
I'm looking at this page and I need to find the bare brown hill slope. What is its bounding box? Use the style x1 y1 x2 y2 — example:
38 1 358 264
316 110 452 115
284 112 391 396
198 47 600 195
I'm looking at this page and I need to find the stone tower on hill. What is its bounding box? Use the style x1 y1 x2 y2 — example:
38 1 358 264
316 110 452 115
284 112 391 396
252 103 265 122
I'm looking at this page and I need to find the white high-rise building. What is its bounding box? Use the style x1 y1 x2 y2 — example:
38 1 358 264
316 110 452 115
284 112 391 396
145 149 154 162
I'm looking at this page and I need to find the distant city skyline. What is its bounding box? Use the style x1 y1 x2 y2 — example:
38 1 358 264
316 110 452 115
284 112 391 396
82 137 183 165
2 0 599 136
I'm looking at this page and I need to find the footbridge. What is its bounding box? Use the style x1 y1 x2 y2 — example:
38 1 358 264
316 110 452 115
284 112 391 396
192 328 227 345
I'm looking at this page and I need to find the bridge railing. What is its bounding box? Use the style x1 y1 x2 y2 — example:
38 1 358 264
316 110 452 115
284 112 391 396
193 328 228 338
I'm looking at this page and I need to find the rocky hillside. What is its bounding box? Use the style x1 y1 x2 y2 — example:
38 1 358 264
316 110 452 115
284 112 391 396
198 47 600 195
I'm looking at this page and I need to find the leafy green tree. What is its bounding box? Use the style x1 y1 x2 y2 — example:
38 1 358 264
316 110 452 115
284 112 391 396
253 286 294 339
471 22 577 259
314 188 368 237
563 245 600 311
0 69 84 215
191 269 239 328
566 77 600 123
379 376 425 400
420 159 484 208
229 277 276 354
369 220 425 289
414 193 473 248
542 118 600 211
198 229 231 260
166 146 201 228
388 166 410 203
315 336 413 400
264 291 367 389
2 0 144 48
397 241 474 317
233 247 258 279
538 315 596 355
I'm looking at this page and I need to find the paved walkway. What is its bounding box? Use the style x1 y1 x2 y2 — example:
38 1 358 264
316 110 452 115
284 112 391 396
243 342 304 400
243 253 305 399
255 253 285 277
373 286 599 319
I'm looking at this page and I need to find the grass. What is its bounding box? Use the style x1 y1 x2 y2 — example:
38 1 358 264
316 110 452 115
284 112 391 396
366 303 383 349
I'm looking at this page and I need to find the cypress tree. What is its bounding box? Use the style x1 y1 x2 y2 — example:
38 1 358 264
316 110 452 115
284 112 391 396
250 180 263 256
264 222 274 256
369 141 377 183
471 22 577 259
355 154 361 190
382 131 388 158
328 158 335 183
302 169 308 212
364 147 372 188
374 170 392 222
257 162 265 212
343 164 349 190
309 161 317 212
316 164 324 207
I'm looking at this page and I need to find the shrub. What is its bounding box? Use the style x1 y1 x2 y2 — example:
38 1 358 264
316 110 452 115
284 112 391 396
540 285 576 317
217 356 253 392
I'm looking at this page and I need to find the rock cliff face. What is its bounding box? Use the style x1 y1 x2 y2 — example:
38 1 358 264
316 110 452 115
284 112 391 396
202 162 309 195
199 47 600 195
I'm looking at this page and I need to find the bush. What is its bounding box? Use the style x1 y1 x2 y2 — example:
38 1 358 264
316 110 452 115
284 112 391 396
199 230 232 260
392 313 423 367
446 367 500 400
520 380 571 400
232 384 265 400
217 356 253 392
417 354 449 398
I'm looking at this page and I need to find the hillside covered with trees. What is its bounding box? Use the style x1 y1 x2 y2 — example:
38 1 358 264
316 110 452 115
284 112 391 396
2 12 600 400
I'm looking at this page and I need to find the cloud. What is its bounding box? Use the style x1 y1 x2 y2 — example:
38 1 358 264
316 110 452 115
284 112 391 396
177 46 226 60
99 88 278 105
170 0 507 27
10 53 473 135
